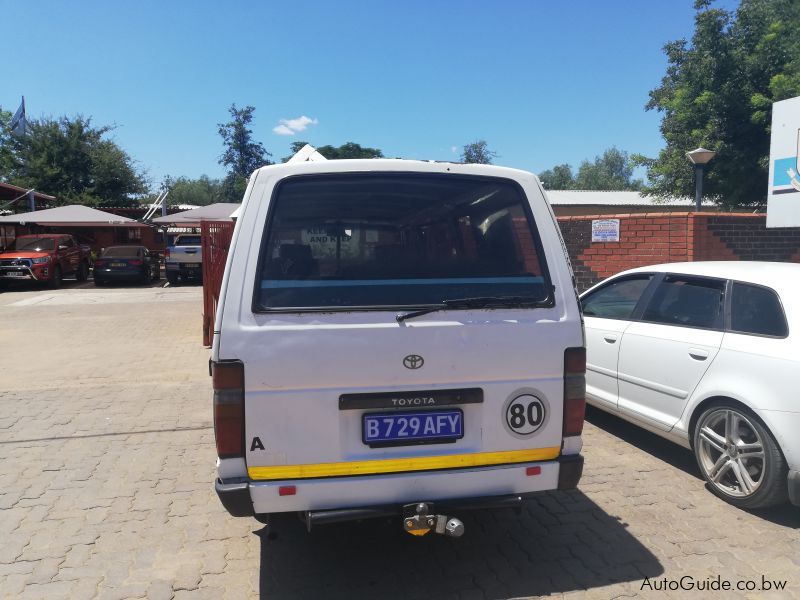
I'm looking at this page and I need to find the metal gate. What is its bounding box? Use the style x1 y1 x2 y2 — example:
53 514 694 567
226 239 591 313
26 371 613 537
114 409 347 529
201 220 235 347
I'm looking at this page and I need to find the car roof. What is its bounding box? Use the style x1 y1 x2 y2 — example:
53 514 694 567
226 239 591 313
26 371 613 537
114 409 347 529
619 261 800 288
251 158 536 182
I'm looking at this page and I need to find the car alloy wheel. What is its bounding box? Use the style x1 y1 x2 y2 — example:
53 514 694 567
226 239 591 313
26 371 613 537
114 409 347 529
696 407 765 499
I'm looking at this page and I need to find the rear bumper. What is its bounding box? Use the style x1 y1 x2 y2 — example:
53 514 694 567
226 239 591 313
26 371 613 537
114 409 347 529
215 454 583 519
166 263 202 275
94 268 142 280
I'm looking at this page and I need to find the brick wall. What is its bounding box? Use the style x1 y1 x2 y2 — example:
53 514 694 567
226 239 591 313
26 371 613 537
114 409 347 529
557 213 800 292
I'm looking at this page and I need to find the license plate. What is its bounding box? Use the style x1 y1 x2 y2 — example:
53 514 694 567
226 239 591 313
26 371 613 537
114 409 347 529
110 262 126 267
2 271 24 277
363 410 463 446
181 263 200 269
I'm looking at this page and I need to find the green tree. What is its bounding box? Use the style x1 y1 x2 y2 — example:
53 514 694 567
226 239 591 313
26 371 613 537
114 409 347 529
218 104 272 201
538 164 575 190
281 141 384 162
460 140 497 164
4 115 147 205
574 147 642 190
637 0 800 208
160 175 223 206
0 109 15 182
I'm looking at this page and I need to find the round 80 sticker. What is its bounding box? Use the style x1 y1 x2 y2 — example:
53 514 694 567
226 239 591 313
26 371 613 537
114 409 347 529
504 394 547 436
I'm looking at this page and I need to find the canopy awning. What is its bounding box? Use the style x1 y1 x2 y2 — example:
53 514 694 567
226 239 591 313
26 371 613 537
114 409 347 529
151 203 240 225
0 204 143 226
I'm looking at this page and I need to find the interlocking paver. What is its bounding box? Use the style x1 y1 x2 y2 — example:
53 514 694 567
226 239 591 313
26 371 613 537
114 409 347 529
1 283 798 599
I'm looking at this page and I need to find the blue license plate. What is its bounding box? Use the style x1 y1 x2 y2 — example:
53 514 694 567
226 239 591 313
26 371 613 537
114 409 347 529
362 410 463 446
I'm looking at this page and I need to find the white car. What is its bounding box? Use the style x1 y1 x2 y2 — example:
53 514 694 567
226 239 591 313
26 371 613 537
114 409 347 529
212 159 586 537
580 261 800 509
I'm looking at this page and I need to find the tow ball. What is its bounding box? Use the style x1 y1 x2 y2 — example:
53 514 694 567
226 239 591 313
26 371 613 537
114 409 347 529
402 502 464 538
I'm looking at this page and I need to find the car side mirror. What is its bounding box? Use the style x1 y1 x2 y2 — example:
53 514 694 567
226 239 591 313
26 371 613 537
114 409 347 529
58 245 68 251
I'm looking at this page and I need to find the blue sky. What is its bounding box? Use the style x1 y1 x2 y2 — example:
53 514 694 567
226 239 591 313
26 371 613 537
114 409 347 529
3 0 739 187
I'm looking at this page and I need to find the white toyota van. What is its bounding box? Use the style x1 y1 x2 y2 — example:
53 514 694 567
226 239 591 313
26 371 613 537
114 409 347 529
212 159 585 537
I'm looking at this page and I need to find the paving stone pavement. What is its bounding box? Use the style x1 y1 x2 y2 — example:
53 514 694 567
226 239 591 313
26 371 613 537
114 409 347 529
0 284 798 599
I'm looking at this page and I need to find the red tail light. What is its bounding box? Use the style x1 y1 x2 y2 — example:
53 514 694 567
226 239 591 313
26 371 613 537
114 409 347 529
129 259 143 266
165 248 171 259
94 260 106 268
212 360 245 459
563 347 586 437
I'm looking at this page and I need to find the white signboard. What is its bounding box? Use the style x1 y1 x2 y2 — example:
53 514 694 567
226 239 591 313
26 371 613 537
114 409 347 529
301 228 359 258
767 96 800 227
591 219 620 242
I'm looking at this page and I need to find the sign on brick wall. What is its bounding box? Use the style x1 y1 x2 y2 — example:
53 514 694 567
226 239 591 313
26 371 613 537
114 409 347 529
591 219 620 242
767 96 800 228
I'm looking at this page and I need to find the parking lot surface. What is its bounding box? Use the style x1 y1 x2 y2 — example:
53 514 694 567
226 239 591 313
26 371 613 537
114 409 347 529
1 284 798 599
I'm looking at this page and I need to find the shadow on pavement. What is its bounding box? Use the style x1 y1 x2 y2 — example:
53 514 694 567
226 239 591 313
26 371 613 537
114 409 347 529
256 491 663 599
585 406 700 479
586 406 800 529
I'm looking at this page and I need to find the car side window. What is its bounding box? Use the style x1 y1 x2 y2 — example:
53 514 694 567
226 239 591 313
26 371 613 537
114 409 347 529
730 282 788 337
581 275 653 319
641 276 725 329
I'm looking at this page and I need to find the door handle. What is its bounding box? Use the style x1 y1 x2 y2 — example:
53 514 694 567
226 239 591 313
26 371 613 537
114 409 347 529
603 335 618 344
688 348 709 361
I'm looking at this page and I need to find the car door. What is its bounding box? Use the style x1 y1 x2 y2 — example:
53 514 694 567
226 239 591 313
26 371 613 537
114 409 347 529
616 274 726 431
581 274 655 412
61 236 79 273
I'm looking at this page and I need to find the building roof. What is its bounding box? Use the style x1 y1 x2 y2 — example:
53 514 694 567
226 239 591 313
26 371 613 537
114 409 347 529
151 203 241 225
545 190 715 207
0 204 141 226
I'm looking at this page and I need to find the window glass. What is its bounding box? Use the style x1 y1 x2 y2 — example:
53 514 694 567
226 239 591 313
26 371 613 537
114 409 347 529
175 235 201 245
641 276 724 329
255 174 550 310
581 276 652 319
730 283 788 337
14 238 55 251
102 246 142 258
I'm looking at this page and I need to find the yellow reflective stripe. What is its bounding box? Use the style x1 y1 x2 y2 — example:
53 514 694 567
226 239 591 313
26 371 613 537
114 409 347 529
247 447 561 481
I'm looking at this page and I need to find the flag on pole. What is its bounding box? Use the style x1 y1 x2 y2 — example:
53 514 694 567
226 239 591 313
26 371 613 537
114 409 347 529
10 96 26 136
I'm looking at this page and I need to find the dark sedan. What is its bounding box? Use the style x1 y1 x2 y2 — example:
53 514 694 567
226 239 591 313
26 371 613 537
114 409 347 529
93 246 160 286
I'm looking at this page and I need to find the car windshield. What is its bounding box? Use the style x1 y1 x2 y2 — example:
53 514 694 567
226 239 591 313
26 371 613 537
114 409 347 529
102 247 142 258
13 238 55 252
255 173 551 310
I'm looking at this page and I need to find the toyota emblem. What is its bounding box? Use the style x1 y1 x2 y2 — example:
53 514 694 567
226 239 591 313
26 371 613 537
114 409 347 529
403 354 424 369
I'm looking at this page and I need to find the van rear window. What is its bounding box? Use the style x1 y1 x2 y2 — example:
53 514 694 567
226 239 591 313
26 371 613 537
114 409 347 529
255 173 551 310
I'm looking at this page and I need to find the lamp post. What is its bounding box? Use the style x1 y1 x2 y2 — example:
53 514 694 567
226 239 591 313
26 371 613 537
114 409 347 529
686 147 716 211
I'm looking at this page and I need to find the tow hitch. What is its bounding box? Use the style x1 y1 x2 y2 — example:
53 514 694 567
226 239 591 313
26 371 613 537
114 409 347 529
402 502 464 538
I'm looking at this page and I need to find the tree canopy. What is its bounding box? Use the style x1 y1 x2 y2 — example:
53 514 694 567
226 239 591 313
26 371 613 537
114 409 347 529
218 104 272 201
282 141 384 162
636 0 800 208
460 140 496 164
0 112 147 206
538 148 642 190
160 175 223 207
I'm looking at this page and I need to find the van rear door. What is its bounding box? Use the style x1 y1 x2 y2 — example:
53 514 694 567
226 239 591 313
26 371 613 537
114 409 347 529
226 172 579 481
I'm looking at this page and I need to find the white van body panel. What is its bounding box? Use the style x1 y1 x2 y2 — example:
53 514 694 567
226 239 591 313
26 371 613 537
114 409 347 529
213 160 583 515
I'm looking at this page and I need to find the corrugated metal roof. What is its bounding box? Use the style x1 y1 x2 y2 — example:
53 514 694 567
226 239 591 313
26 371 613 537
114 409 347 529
0 204 138 225
545 190 714 207
151 203 240 224
0 182 57 203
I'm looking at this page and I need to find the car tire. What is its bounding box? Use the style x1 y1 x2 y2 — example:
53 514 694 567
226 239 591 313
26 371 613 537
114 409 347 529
49 266 62 289
693 403 788 509
76 261 89 282
166 272 179 285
